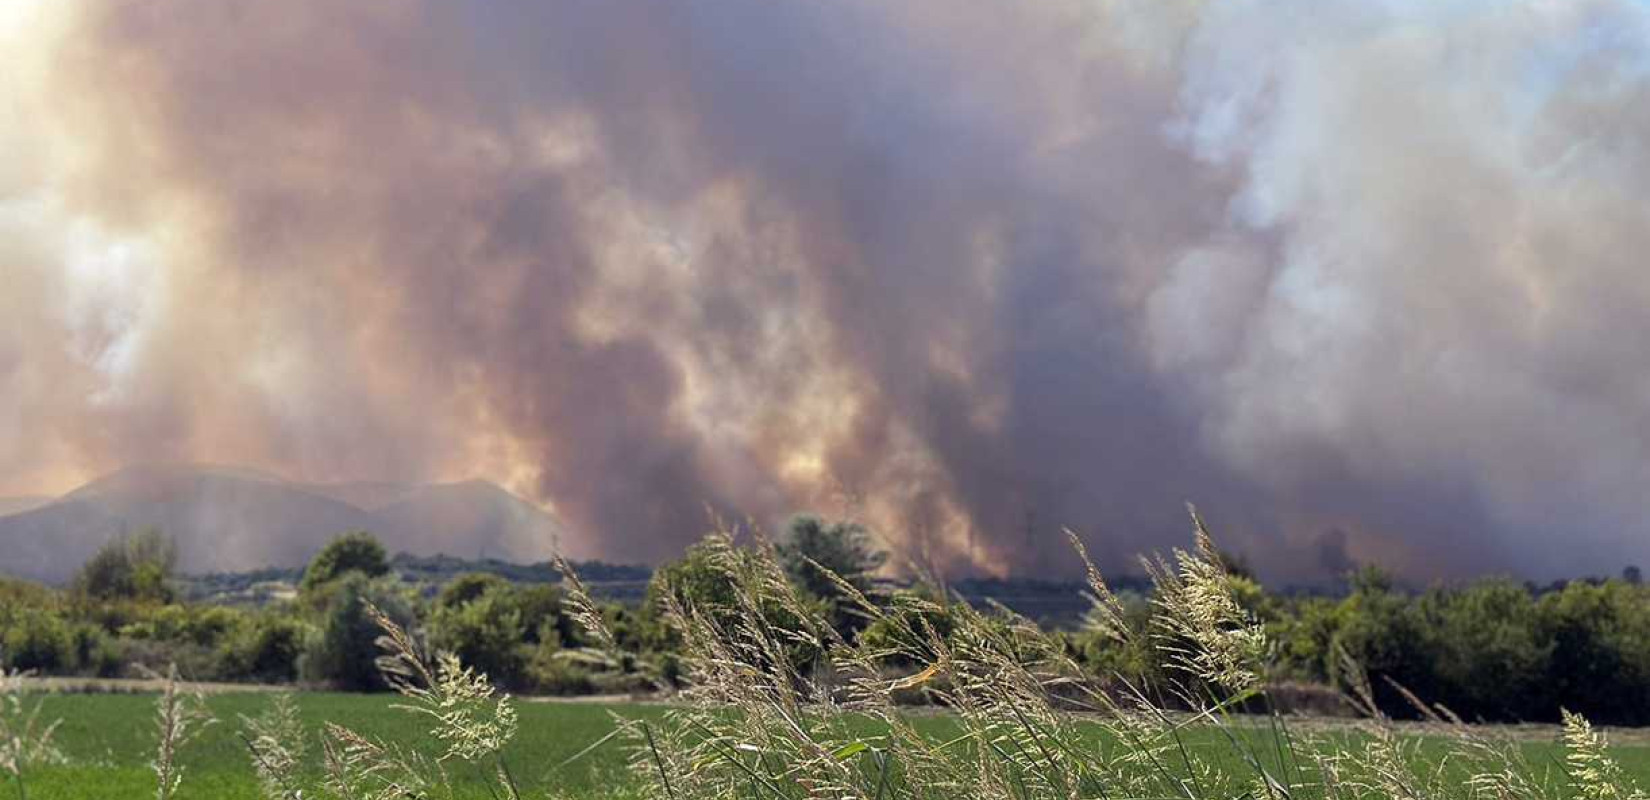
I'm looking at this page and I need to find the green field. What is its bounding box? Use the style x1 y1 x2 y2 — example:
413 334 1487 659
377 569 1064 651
24 693 660 799
17 693 1650 799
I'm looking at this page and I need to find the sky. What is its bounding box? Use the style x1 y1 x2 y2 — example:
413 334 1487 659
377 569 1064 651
2 0 1650 580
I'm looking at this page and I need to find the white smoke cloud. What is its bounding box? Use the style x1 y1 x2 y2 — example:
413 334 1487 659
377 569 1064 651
1155 0 1650 575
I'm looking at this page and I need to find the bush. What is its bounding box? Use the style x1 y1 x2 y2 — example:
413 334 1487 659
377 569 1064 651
118 604 249 649
2 609 78 672
0 578 58 613
429 587 528 689
219 615 308 683
514 584 569 646
526 641 596 695
299 573 415 691
436 572 511 610
1256 572 1650 723
83 630 125 678
1539 579 1650 725
859 583 956 669
1420 579 1552 720
646 533 822 661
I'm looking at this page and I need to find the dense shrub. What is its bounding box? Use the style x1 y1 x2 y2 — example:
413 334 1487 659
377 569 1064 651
429 586 528 689
6 511 1650 727
0 577 58 611
645 533 825 671
1540 580 1650 724
514 584 570 645
299 574 415 691
218 615 308 683
1260 574 1650 723
1 609 78 672
526 640 596 695
118 604 248 648
436 572 511 610
858 583 957 668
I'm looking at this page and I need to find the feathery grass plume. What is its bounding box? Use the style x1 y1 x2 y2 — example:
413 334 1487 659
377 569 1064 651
0 661 64 800
1387 676 1553 800
1144 505 1267 697
364 603 520 793
145 663 215 800
396 651 519 764
641 528 858 797
1563 709 1648 800
1325 642 1564 800
555 555 618 657
321 721 444 800
238 692 305 800
553 553 662 690
576 525 875 798
1066 528 1129 645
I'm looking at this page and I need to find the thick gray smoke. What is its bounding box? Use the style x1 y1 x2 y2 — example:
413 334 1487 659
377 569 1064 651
2 0 1648 579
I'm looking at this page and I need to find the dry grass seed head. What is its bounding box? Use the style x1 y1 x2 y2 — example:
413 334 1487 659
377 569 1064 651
365 603 519 765
145 663 216 800
1144 507 1267 697
1563 709 1648 800
239 692 305 800
0 663 66 780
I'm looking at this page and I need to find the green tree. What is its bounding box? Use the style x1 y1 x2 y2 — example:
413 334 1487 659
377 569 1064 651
300 531 389 593
647 532 826 677
648 538 739 614
436 572 511 610
1326 576 1438 714
1 609 78 672
777 514 887 638
72 528 177 603
298 573 413 691
514 584 571 646
1538 579 1650 725
1420 579 1551 720
429 587 528 689
859 582 957 669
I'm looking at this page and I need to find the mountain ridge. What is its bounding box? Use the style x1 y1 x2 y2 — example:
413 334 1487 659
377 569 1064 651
0 465 568 583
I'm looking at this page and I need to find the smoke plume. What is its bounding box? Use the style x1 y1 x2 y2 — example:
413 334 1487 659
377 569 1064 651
3 0 1649 579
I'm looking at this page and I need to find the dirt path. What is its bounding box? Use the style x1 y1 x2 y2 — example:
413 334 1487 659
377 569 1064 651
15 675 291 695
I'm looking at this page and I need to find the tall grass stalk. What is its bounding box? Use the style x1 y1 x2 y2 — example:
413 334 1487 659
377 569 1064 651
239 603 525 800
0 662 64 800
240 692 305 800
147 663 215 800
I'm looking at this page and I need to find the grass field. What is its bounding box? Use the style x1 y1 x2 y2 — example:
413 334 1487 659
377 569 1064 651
22 693 659 799
15 692 1650 799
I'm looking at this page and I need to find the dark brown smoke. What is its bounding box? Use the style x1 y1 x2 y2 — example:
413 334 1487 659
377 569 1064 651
3 0 1649 579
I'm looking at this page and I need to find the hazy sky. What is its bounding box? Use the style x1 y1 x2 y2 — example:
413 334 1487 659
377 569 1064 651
3 0 1649 579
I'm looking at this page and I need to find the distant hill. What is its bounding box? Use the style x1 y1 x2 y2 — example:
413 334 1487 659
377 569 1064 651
0 496 52 516
375 481 565 558
289 480 422 510
0 464 568 583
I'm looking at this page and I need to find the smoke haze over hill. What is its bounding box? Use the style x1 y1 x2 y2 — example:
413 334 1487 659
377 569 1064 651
0 465 565 582
3 0 1650 579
